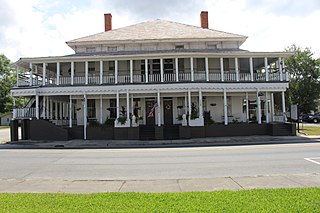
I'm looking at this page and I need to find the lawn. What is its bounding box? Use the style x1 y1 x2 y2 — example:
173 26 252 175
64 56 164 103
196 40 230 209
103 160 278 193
0 126 9 129
0 188 319 212
297 125 320 135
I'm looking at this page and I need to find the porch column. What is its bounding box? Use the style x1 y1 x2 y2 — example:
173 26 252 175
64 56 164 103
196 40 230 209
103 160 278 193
55 101 58 120
271 93 275 122
49 99 53 119
282 91 286 122
250 57 254 81
100 61 103 85
131 94 134 115
42 95 46 118
265 92 269 123
175 58 179 82
220 58 224 82
235 57 239 82
115 60 118 84
100 95 103 124
126 90 130 122
56 62 60 85
59 102 63 120
71 61 74 85
199 88 203 119
190 57 194 81
29 63 33 86
130 60 133 83
46 96 49 119
188 89 191 124
157 90 161 126
42 63 46 86
184 93 188 115
69 95 72 128
85 61 88 85
279 57 283 81
205 57 209 81
83 93 87 140
160 58 164 82
246 92 249 122
116 90 120 118
265 57 269 81
223 89 228 125
35 93 39 119
145 59 149 83
256 89 261 124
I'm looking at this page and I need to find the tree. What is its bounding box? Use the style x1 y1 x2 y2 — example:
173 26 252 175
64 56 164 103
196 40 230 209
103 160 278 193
285 45 320 114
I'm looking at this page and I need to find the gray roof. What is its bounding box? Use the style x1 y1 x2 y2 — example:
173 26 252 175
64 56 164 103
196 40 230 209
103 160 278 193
67 19 247 44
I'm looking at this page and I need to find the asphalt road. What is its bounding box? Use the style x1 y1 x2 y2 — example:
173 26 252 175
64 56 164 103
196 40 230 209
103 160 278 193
0 142 319 181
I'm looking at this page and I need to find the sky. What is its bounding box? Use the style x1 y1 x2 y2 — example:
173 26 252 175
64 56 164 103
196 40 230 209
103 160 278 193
0 0 319 62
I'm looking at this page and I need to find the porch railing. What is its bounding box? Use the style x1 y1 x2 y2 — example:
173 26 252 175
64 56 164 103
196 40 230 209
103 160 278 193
13 108 36 118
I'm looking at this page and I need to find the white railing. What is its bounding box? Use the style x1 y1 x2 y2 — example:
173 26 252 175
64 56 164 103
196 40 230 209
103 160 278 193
239 73 251 81
208 73 221 81
269 73 280 81
73 76 86 85
179 73 191 81
132 74 143 83
60 76 71 85
164 73 176 82
102 75 115 84
118 75 131 83
18 79 29 86
194 73 206 81
149 74 161 82
253 73 266 81
88 76 100 84
224 73 236 81
13 108 36 118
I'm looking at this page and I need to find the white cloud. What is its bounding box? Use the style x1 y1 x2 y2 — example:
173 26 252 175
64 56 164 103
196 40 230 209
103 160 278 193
0 0 319 62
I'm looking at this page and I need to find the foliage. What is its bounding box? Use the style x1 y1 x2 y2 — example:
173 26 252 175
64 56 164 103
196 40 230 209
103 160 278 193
190 102 198 120
0 188 319 212
0 54 15 113
117 116 127 125
88 120 100 127
103 118 115 127
298 125 320 135
285 45 320 113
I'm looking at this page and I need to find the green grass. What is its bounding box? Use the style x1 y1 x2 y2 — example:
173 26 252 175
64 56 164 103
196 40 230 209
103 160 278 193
0 188 319 212
0 126 9 129
298 126 320 135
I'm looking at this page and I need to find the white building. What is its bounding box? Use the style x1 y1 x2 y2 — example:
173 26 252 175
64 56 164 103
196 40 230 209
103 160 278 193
11 12 295 141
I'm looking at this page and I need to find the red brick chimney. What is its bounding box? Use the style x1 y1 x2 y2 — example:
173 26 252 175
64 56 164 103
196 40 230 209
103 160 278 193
104 13 112 31
200 11 209 29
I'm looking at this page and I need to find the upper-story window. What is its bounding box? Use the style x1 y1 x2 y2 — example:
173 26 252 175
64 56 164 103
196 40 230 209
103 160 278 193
207 44 217 49
86 47 96 53
108 46 118 52
175 45 185 50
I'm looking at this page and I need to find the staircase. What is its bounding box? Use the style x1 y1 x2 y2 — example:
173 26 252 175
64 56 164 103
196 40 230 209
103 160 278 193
271 123 295 136
164 125 180 139
139 125 155 140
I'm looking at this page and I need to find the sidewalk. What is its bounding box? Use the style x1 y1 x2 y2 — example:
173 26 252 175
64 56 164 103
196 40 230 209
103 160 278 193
1 174 319 193
3 135 320 149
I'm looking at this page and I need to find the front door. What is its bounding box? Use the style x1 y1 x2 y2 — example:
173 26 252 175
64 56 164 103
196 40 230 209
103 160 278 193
163 99 173 125
146 100 156 126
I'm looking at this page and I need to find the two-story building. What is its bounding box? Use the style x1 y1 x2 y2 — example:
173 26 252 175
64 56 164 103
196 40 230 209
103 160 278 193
10 12 295 141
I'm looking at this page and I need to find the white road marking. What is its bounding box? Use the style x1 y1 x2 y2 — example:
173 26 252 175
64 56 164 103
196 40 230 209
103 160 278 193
304 157 320 165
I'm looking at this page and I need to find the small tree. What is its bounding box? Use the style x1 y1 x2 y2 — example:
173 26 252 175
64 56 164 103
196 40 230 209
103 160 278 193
285 45 320 114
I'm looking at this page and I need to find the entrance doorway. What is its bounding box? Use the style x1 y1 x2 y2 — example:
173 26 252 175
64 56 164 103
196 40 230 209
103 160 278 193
163 99 173 125
145 100 156 126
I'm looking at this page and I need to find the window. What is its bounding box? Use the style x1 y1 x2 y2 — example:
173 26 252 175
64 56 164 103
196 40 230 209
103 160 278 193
108 46 117 52
108 61 115 72
87 99 96 119
88 62 95 72
175 45 184 50
223 58 230 71
86 47 96 53
109 99 116 119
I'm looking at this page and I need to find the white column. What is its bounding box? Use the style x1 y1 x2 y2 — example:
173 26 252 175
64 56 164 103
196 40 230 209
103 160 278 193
265 92 269 123
83 93 87 140
42 63 46 86
100 95 103 124
160 58 164 83
271 93 275 122
131 94 134 115
42 95 46 118
46 96 49 119
100 61 103 85
282 91 286 122
49 99 53 119
115 60 118 84
265 57 269 81
246 92 249 122
157 90 161 126
250 57 254 81
35 93 39 119
188 89 191 124
256 89 261 124
116 90 120 118
175 58 179 82
220 58 224 82
55 101 58 120
71 62 74 85
126 90 130 121
56 62 60 85
69 95 72 128
145 59 148 83
130 60 133 83
190 57 194 81
205 57 209 81
223 89 228 125
29 63 33 86
59 102 63 120
85 61 88 85
235 57 239 82
199 88 203 118
279 57 283 81
184 93 188 115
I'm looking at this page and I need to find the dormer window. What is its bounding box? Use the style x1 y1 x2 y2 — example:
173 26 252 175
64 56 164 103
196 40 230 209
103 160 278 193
108 46 117 52
207 44 217 49
175 45 184 50
86 47 96 53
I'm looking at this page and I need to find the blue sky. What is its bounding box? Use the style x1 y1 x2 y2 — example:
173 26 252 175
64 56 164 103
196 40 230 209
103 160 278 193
1 0 319 61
